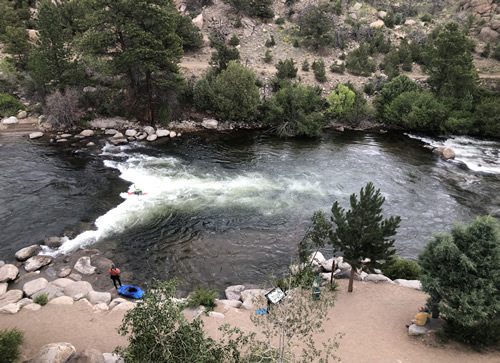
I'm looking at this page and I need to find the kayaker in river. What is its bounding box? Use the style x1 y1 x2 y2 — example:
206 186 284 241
109 264 122 289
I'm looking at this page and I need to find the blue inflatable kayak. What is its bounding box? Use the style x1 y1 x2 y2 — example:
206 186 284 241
117 285 145 299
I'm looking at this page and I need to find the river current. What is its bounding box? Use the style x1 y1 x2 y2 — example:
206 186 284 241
1 130 499 291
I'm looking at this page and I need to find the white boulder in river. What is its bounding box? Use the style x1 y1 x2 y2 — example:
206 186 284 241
1 116 18 125
24 255 53 272
15 244 41 261
29 132 44 139
73 256 96 275
0 264 19 282
23 278 48 297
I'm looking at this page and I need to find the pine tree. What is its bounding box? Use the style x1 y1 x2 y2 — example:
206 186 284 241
329 182 401 292
418 216 500 347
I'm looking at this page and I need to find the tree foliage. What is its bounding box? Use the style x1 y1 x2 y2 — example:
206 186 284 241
418 216 500 347
299 210 331 265
262 82 325 137
0 93 24 117
422 22 478 99
298 5 334 49
374 74 420 117
345 43 375 76
326 84 355 117
210 39 241 73
329 182 401 292
275 58 297 80
116 279 240 362
212 61 259 121
0 328 24 363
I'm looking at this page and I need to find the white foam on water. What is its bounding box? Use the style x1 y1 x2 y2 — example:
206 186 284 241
44 145 326 255
407 134 500 174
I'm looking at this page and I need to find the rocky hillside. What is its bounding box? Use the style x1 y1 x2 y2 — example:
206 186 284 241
178 0 500 95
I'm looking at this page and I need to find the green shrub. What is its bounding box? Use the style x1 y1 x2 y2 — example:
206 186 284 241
492 43 500 61
34 293 49 306
187 287 218 311
330 62 345 74
420 13 431 23
264 49 273 63
265 35 275 47
275 58 297 79
0 328 24 363
394 12 404 25
364 82 375 95
480 43 490 58
275 17 285 25
384 11 395 28
346 43 376 76
298 5 334 49
312 59 327 82
339 53 346 60
382 256 421 280
229 34 240 46
0 93 24 117
301 59 309 71
234 17 243 28
292 38 300 48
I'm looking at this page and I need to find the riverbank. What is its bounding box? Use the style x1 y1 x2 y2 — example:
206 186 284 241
2 279 499 362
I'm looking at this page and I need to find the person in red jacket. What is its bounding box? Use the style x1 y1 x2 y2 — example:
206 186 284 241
109 264 122 289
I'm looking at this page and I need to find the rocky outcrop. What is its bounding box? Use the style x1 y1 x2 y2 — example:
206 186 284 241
478 26 500 42
73 257 96 275
67 348 105 363
23 278 49 297
87 291 112 305
192 13 203 30
0 264 19 282
15 244 41 261
225 285 245 300
64 281 93 300
27 342 76 363
0 289 23 309
24 255 53 272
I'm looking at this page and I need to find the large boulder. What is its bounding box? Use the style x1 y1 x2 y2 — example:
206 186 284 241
214 299 242 313
156 129 170 137
0 264 19 282
23 303 42 311
192 13 203 30
73 256 96 275
202 119 218 129
143 126 155 135
32 284 65 301
87 291 112 305
108 298 128 310
240 289 267 303
322 258 335 272
0 289 23 308
2 116 19 125
146 134 158 141
17 110 27 119
48 296 74 305
110 301 136 312
377 10 387 19
478 26 500 42
30 132 44 139
15 244 41 261
23 278 49 297
225 285 245 300
365 274 393 283
50 278 75 289
90 256 114 273
67 348 105 363
27 342 76 363
125 129 137 137
64 281 93 300
24 255 53 272
308 251 326 267
0 283 7 296
433 146 455 160
370 20 384 28
80 130 95 137
0 303 21 314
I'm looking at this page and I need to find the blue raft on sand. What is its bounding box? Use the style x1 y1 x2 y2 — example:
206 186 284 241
117 285 145 299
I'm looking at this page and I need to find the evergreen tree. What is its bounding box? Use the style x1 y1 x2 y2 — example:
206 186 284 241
398 38 412 71
209 39 240 73
28 0 79 92
329 182 401 292
4 26 30 67
81 0 185 124
381 47 400 80
212 61 259 121
418 216 500 347
311 58 327 82
423 22 478 99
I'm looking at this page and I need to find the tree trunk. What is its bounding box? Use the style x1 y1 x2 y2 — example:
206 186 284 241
348 268 355 292
146 71 154 126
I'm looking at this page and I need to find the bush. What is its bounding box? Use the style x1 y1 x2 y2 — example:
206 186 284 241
275 58 297 79
265 35 275 47
311 59 327 82
0 93 24 117
234 17 243 28
44 89 81 129
229 34 240 46
394 12 404 25
187 287 218 311
420 13 431 23
492 43 500 61
419 216 500 348
384 11 395 28
330 62 345 74
346 43 376 76
263 49 273 63
193 71 216 111
301 59 309 71
298 5 334 49
115 280 238 362
34 293 49 306
275 17 285 25
480 43 490 58
364 82 375 95
292 38 300 48
209 39 241 72
382 256 421 280
0 328 24 363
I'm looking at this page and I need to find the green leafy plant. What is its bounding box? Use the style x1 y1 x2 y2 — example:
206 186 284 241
275 17 285 25
330 61 345 74
419 216 500 348
301 59 309 71
275 58 297 79
229 33 240 46
34 293 49 306
384 11 395 28
420 13 431 23
265 35 276 47
115 279 238 362
364 82 375 95
264 49 273 63
311 58 327 82
0 328 24 363
234 16 243 28
187 287 219 311
382 255 421 280
0 93 24 117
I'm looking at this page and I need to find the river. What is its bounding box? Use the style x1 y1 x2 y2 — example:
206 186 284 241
1 130 499 291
